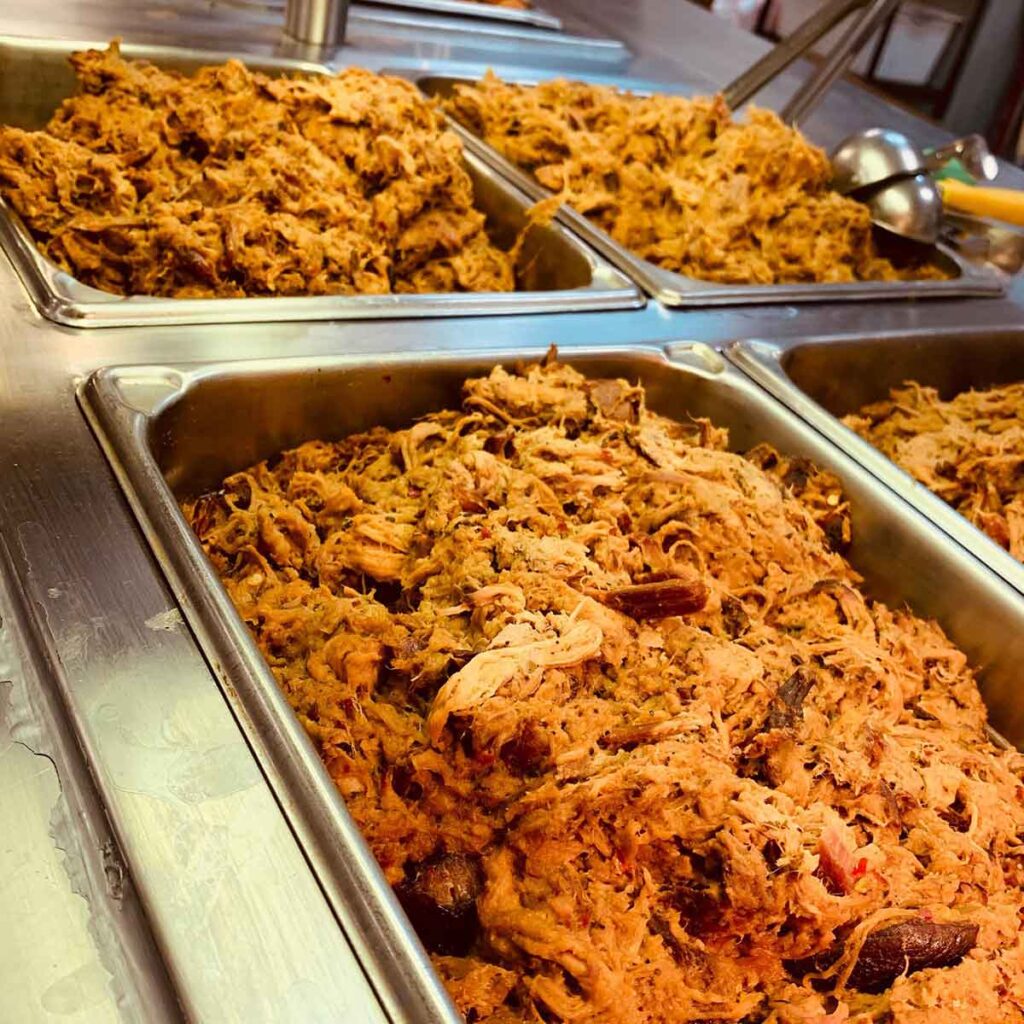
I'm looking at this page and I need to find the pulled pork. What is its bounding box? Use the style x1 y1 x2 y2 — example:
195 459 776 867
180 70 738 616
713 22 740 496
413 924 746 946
185 360 1024 1023
845 381 1024 562
443 74 945 286
0 42 517 297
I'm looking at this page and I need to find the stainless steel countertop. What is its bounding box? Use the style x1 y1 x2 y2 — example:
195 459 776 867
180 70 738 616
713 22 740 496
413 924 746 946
0 1 1022 1019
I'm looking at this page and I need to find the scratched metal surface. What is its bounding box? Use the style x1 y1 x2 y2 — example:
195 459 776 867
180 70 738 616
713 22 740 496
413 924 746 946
0 558 179 1024
0 0 1022 1020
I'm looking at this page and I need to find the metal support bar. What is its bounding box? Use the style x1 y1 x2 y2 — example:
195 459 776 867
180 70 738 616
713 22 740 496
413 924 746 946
284 0 348 45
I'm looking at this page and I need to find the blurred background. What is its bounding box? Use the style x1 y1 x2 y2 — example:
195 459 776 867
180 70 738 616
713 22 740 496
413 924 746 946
692 0 1024 165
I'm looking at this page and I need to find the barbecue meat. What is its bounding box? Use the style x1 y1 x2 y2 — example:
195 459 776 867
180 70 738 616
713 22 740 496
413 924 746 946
443 74 946 286
846 381 1024 562
0 42 517 297
185 360 1024 1022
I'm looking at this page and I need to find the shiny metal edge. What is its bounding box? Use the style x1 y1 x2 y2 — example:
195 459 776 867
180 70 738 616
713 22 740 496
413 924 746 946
79 367 463 1024
0 38 642 328
358 0 561 32
727 332 1024 599
410 73 1008 306
0 32 332 72
0 529 184 1024
347 5 626 58
81 345 1024 1024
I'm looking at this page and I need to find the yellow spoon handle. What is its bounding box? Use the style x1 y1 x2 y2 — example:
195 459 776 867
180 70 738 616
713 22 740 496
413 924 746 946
940 178 1024 228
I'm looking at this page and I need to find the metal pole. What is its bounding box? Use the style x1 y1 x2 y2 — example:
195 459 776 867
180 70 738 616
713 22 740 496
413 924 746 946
284 0 348 46
723 0 869 109
781 0 901 126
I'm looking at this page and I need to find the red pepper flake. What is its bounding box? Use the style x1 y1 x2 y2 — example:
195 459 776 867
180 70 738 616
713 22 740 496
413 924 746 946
480 526 491 539
852 857 868 879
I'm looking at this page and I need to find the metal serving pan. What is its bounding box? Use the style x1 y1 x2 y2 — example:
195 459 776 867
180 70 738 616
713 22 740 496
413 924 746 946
80 342 1024 1021
412 73 1006 307
729 329 1024 598
0 37 641 328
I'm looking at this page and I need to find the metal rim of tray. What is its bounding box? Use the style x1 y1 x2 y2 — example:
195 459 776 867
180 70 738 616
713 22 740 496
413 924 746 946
216 0 563 31
406 73 1008 307
0 39 643 328
727 331 1024 599
79 341 1024 1024
359 0 562 31
356 0 561 31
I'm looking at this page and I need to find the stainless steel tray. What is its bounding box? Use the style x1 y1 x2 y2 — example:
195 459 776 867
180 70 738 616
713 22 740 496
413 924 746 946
80 342 1024 1020
412 73 1007 307
729 329 1024 599
0 37 642 327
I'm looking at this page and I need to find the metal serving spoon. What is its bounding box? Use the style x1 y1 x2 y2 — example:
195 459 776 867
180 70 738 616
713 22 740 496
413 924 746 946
717 0 962 248
832 129 998 195
859 174 943 245
831 131 1000 245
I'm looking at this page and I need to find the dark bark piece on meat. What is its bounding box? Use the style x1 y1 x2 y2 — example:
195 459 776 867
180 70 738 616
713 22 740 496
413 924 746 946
848 919 979 993
395 853 483 956
720 595 750 638
786 919 979 994
499 721 550 776
782 457 816 494
601 576 709 620
765 667 816 731
588 378 642 424
821 509 852 554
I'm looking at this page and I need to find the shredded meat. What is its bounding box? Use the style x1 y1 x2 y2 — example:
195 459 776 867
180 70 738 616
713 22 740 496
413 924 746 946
0 42 519 297
184 360 1024 1023
845 381 1024 562
442 74 946 286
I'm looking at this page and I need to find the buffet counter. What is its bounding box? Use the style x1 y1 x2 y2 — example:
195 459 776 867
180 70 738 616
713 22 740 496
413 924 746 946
0 1 1022 1021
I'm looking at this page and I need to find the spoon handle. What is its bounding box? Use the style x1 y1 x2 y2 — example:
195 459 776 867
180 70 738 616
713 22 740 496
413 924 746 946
940 180 1024 229
781 0 900 127
722 0 869 109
